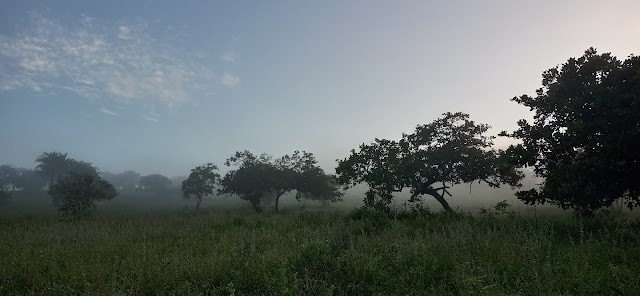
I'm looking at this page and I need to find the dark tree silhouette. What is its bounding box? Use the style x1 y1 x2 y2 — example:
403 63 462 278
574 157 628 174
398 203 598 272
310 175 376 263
181 163 220 210
272 151 317 211
67 160 99 178
219 151 343 212
336 112 522 212
219 151 278 213
35 152 70 186
48 173 118 220
500 48 640 214
139 174 172 193
294 170 344 205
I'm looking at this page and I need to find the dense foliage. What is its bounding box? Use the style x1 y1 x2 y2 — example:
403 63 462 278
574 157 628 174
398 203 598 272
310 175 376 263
219 151 343 212
35 152 100 184
336 112 522 211
48 173 118 219
501 48 640 214
181 163 220 209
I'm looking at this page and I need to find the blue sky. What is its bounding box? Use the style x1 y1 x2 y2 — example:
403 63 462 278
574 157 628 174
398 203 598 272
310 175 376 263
1 0 639 176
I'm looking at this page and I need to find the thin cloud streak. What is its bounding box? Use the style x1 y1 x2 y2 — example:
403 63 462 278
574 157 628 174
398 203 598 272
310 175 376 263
101 107 118 116
142 114 159 123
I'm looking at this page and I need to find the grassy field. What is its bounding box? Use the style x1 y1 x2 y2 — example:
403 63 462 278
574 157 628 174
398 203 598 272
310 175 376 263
1 202 640 295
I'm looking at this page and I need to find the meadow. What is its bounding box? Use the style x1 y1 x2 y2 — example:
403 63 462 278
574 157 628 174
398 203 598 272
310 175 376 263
1 191 639 295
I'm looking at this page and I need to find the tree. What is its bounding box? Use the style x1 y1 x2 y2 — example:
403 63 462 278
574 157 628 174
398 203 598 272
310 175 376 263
336 112 523 212
181 163 220 209
48 173 118 220
139 174 172 193
35 152 70 186
34 152 100 192
272 151 317 211
219 150 343 212
35 153 100 206
219 151 279 212
66 159 99 179
500 48 640 214
295 170 344 205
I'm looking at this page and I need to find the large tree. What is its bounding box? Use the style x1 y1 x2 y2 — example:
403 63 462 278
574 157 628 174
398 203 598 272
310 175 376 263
336 112 522 212
273 151 321 211
181 163 220 210
219 150 342 212
48 173 118 220
35 152 100 187
500 48 640 214
35 152 70 186
66 160 99 179
219 151 280 212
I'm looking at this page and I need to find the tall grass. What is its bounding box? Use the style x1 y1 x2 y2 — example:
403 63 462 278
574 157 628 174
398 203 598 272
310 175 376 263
1 208 639 295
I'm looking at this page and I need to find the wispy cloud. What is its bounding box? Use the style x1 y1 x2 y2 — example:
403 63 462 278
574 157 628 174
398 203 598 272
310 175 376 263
0 13 223 113
100 107 118 116
142 114 159 123
222 73 240 87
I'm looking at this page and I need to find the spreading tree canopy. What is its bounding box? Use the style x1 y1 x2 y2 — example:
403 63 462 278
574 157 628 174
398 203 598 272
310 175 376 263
48 173 118 220
501 48 640 214
219 150 343 212
181 163 220 210
34 152 100 205
219 151 278 212
336 112 522 211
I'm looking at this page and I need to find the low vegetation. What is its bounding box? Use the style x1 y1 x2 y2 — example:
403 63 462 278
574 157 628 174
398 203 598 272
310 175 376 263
1 206 639 295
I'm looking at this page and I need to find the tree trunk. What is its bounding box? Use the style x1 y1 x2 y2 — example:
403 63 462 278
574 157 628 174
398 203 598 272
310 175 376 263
424 187 453 212
196 196 202 210
274 191 285 212
250 199 262 213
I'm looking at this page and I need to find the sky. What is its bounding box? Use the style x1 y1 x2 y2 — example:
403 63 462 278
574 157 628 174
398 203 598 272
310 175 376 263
1 0 639 177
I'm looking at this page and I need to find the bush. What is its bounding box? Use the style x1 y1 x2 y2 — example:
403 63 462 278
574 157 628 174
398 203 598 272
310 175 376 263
48 173 118 220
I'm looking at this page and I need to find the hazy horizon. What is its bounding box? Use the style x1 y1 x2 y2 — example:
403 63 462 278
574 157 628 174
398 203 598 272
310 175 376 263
1 1 639 177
